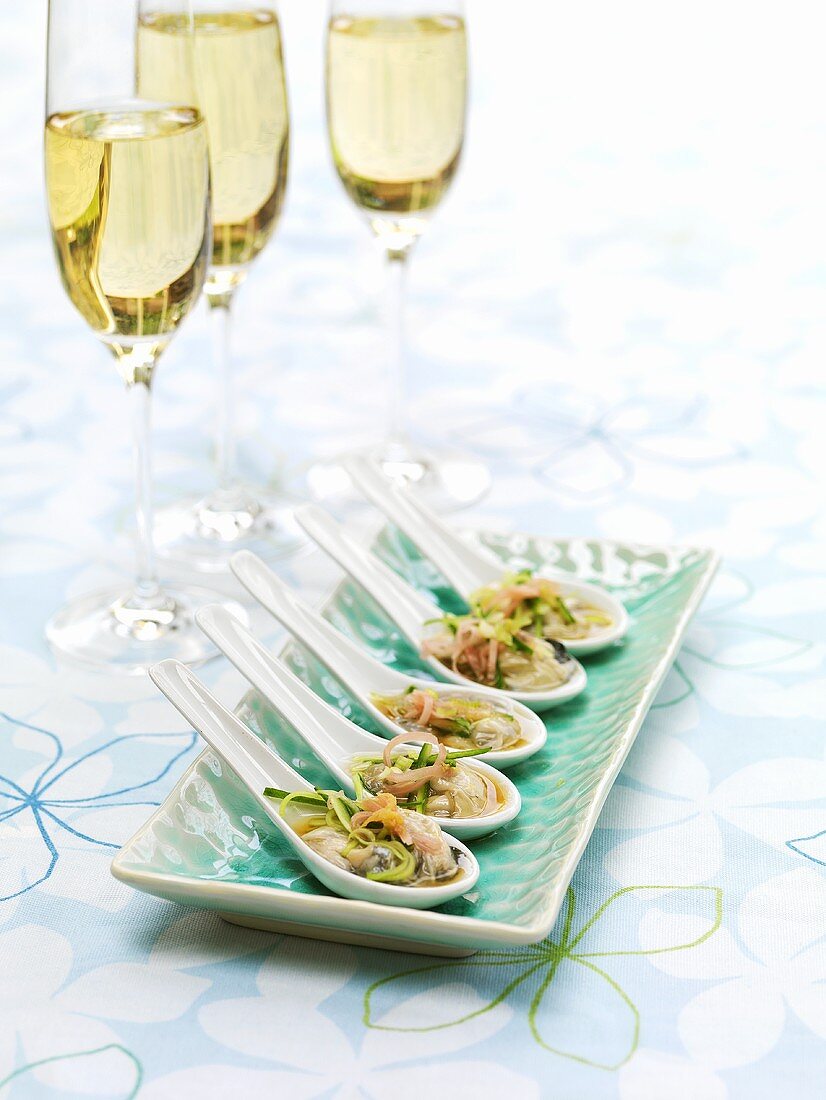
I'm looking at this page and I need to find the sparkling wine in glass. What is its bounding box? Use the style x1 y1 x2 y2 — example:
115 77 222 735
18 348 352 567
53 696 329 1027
44 0 246 673
318 0 491 511
137 2 303 571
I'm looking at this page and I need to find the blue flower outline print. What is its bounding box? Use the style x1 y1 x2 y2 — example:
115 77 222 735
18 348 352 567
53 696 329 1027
786 829 826 869
459 389 746 502
0 712 196 902
651 568 814 711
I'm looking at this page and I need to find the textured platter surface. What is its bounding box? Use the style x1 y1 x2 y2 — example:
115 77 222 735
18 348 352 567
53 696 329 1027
112 530 718 952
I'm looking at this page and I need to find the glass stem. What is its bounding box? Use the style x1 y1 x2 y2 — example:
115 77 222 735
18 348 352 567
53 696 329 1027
128 376 161 606
209 294 236 492
385 249 410 449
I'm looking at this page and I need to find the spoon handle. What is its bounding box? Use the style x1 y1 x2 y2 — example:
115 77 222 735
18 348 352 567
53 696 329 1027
294 504 435 642
196 603 370 778
149 659 312 799
231 549 397 692
345 454 495 595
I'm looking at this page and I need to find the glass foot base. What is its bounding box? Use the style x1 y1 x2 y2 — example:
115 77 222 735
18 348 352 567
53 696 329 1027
154 485 306 573
45 583 248 676
305 442 492 513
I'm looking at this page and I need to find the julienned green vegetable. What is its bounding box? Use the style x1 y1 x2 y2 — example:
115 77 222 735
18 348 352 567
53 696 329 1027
264 786 461 887
418 569 610 691
349 730 499 820
371 687 524 751
420 599 575 693
470 569 611 641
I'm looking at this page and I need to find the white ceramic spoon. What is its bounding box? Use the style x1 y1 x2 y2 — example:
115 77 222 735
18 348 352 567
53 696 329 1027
231 549 548 767
292 504 587 712
148 659 479 910
196 604 521 840
345 454 629 656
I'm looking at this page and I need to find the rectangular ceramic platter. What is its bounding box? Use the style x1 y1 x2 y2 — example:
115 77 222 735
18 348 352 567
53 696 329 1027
113 529 718 955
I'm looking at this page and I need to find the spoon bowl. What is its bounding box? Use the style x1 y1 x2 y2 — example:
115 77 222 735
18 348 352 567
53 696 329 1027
346 454 629 656
230 550 548 767
292 504 587 712
196 603 522 840
148 660 479 909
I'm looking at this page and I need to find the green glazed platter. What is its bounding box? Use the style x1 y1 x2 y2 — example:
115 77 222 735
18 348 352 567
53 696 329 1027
112 528 718 956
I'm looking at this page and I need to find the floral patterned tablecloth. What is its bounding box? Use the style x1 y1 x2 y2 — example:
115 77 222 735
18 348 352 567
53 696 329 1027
2 2 824 1097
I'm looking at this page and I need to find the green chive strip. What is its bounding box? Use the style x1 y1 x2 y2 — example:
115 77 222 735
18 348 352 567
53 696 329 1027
445 747 492 762
328 794 353 832
411 742 433 769
556 596 576 625
414 778 431 814
277 790 327 819
264 788 327 807
352 770 364 800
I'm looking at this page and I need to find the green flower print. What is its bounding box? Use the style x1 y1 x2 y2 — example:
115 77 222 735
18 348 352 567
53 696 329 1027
364 884 723 1071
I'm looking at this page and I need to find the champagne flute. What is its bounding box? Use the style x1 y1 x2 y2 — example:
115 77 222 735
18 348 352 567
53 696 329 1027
137 1 303 571
44 0 245 673
318 0 491 511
